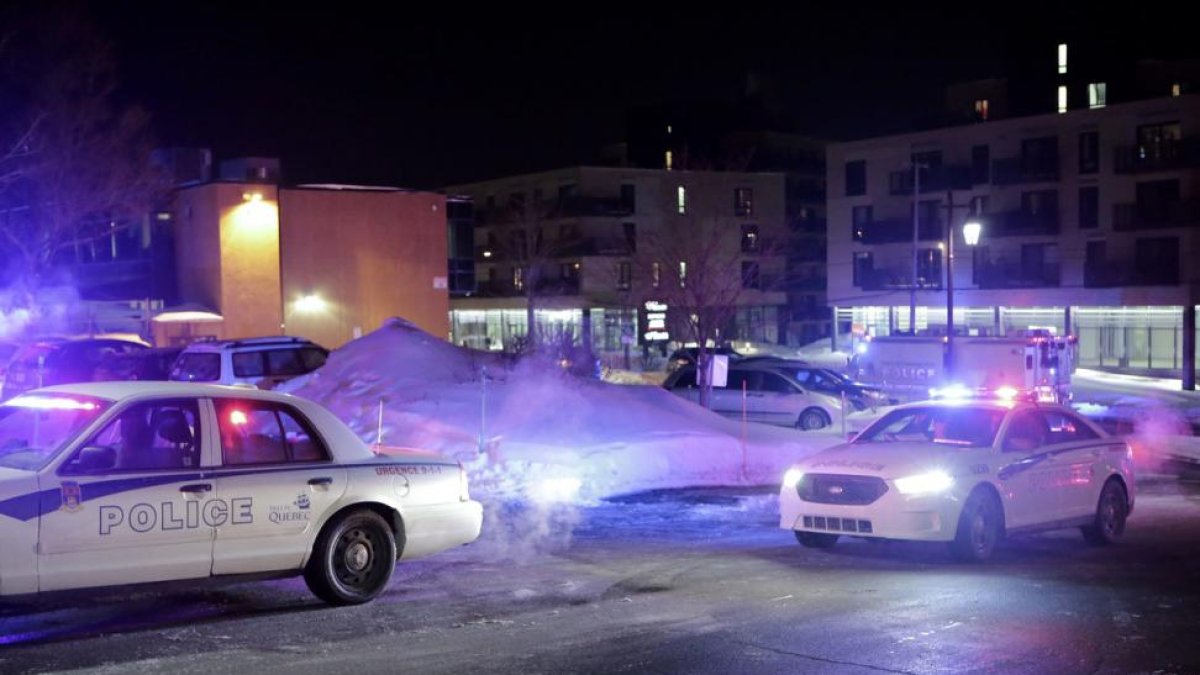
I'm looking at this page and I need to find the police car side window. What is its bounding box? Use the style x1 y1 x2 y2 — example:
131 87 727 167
216 399 329 465
1002 412 1048 453
1041 411 1099 444
63 399 201 474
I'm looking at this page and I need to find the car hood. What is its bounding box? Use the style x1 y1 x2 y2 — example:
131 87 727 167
795 441 984 479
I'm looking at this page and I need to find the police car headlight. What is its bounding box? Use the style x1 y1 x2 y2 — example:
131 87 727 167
782 468 805 489
894 470 955 495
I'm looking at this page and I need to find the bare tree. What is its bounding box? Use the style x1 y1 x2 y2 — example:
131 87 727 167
0 6 167 297
627 173 787 407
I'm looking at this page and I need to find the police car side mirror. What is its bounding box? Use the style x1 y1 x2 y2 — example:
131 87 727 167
76 446 117 473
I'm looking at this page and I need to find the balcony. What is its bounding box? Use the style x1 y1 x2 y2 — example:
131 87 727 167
1085 260 1179 287
978 210 1060 238
852 217 943 245
855 266 941 291
973 261 1061 289
887 165 972 196
1113 200 1200 231
543 195 633 219
1114 139 1200 174
990 157 1059 185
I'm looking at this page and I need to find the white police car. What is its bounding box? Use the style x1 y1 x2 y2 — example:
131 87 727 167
779 397 1135 561
0 382 482 605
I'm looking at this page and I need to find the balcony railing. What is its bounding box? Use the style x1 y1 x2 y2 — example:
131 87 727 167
852 217 943 244
978 210 1060 237
1114 139 1200 174
474 194 633 226
990 157 1060 185
855 267 941 291
887 165 972 195
973 261 1061 289
1113 200 1200 231
1085 260 1179 287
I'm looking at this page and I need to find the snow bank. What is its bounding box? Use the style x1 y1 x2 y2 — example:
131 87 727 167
284 318 841 503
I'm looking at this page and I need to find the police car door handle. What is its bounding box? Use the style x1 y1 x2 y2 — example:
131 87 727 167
179 483 212 494
308 477 333 486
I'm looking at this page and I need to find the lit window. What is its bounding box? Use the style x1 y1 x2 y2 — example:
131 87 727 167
1058 43 1068 74
679 261 687 288
676 185 687 214
974 99 989 121
513 267 524 291
665 150 673 170
1057 86 1068 114
1088 82 1107 109
1173 83 1182 97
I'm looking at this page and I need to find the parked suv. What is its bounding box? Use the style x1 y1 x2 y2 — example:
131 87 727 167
168 336 328 389
663 361 843 430
1 338 149 401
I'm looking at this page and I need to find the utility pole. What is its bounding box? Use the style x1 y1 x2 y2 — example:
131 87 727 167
909 160 922 333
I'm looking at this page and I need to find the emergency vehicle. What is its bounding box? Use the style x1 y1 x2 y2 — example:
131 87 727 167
0 382 483 605
850 331 1075 403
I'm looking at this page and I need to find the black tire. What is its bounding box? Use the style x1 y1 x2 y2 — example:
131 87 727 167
950 490 1003 562
797 408 831 431
794 531 839 548
304 509 397 606
1082 479 1128 546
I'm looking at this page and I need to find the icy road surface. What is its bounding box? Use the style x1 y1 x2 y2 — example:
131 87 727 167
3 480 1200 674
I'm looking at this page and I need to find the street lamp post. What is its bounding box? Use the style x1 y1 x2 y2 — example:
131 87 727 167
944 191 983 380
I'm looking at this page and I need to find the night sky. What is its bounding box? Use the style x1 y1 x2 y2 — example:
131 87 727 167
63 3 1200 188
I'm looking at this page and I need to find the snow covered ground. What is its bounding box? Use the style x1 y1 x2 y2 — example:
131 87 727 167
282 319 844 504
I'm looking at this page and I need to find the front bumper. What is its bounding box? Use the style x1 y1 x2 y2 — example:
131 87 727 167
780 481 965 543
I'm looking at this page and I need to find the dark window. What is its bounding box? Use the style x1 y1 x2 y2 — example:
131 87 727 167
741 224 760 252
1022 190 1058 216
170 353 220 382
232 352 265 378
266 349 307 377
741 261 761 289
620 184 636 212
734 188 754 216
845 160 866 196
725 370 760 391
1136 179 1181 221
623 222 636 253
617 262 631 291
1021 243 1058 278
1021 137 1059 172
1136 237 1179 281
912 151 943 186
851 206 872 242
508 192 526 213
915 199 941 226
852 252 873 287
971 145 990 184
216 399 331 465
1079 131 1099 174
557 184 577 202
758 372 795 394
1079 186 1099 229
918 248 942 286
66 399 201 473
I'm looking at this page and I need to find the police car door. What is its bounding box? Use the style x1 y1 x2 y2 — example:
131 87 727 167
38 398 213 592
995 410 1065 528
210 398 346 575
1039 409 1106 520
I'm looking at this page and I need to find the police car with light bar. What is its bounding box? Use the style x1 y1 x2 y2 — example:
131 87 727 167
779 393 1135 561
0 382 483 605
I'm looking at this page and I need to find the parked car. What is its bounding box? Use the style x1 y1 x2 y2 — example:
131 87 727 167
0 381 483 604
757 363 894 411
663 361 843 430
95 347 185 382
779 397 1135 561
665 346 743 374
169 336 328 389
1 338 149 401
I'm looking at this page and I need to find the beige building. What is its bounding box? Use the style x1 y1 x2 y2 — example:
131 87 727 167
828 94 1200 377
162 179 449 349
446 166 788 355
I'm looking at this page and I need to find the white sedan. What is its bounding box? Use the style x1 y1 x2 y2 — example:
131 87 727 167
779 398 1135 561
0 382 483 605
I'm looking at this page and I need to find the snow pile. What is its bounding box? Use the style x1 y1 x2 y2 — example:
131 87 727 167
285 319 842 504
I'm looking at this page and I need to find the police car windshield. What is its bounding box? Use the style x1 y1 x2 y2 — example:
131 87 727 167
857 406 1005 448
0 396 110 470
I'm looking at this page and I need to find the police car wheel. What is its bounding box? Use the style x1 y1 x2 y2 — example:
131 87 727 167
1082 479 1128 546
950 490 1001 562
304 509 397 605
797 408 830 431
794 531 839 548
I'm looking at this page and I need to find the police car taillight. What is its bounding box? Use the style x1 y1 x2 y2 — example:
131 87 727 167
458 461 470 502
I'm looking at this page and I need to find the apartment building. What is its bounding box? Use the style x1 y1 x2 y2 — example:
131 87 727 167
827 93 1200 376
